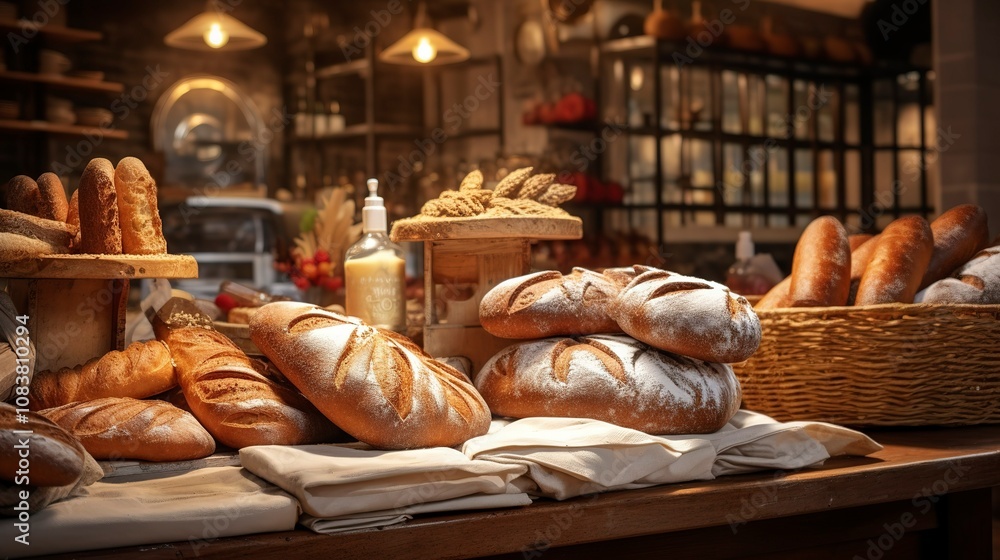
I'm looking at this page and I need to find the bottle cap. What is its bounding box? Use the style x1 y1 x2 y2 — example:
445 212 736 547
736 231 755 260
362 178 387 233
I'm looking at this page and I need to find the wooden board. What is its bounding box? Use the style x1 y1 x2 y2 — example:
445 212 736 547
99 451 242 479
0 253 198 279
390 215 582 242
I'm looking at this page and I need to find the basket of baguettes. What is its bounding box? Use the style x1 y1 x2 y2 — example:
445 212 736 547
735 204 1000 426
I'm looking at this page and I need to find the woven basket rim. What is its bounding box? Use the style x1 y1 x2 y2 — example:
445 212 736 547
756 302 1000 318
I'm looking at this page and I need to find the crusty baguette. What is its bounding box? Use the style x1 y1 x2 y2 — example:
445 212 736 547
6 175 39 216
847 234 881 305
36 172 68 222
608 267 761 363
114 157 167 254
41 397 215 461
0 232 64 261
161 325 342 449
0 402 86 487
66 189 79 228
28 340 177 411
0 207 76 249
479 267 632 339
855 216 934 305
476 334 742 434
249 302 492 450
754 275 791 310
78 158 122 254
848 233 874 252
918 204 990 290
788 216 851 307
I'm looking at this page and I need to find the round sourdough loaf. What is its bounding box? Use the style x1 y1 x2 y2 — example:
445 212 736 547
475 334 742 434
479 267 635 339
609 268 761 363
249 302 492 450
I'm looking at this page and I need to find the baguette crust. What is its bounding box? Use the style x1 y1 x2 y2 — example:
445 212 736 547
847 234 881 305
41 397 215 461
36 172 68 222
848 233 874 252
78 158 122 254
476 334 741 434
919 204 990 290
609 268 761 363
114 157 167 254
789 216 851 307
1 402 86 487
28 340 177 411
7 175 40 216
0 231 64 261
250 302 491 450
855 216 933 305
754 275 791 310
0 207 76 249
479 267 632 339
161 325 341 449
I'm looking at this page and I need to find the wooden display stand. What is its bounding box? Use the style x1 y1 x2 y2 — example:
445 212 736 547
391 216 582 374
0 254 198 372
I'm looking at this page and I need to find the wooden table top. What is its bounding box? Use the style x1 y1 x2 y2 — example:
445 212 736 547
53 424 1000 560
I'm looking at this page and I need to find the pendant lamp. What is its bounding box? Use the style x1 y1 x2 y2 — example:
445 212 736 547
165 2 267 51
379 1 469 66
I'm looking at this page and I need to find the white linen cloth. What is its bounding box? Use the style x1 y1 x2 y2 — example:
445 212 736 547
0 466 298 559
462 410 882 500
239 444 530 534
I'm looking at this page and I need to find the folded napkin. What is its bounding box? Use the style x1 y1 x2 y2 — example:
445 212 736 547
0 466 297 558
239 444 529 530
462 410 882 500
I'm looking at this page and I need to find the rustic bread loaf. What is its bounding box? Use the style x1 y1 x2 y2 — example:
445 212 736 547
28 340 176 411
918 204 990 290
78 158 122 254
0 402 86 487
788 216 851 307
479 267 633 339
0 232 64 261
160 325 342 449
848 233 874 252
41 397 215 461
918 246 1000 304
35 173 68 222
250 302 492 449
0 207 76 249
847 234 881 305
66 189 79 228
855 216 933 305
113 157 167 254
6 175 39 216
475 334 742 434
608 268 761 363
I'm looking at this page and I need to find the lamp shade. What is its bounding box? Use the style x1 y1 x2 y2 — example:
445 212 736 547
165 11 267 51
379 28 470 66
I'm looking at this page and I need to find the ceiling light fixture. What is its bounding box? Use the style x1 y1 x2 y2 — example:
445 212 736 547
165 2 267 51
379 1 470 66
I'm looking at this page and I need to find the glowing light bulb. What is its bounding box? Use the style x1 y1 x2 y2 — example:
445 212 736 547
204 22 229 49
412 37 437 63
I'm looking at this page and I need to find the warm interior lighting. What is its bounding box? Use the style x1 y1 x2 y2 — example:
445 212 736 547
204 22 229 49
165 4 266 51
412 37 437 63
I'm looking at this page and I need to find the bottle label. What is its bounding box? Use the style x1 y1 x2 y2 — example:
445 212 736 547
345 255 406 331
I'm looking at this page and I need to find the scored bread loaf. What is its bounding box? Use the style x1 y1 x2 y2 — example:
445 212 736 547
855 216 933 305
6 175 40 216
788 216 851 307
918 204 990 290
161 325 342 449
114 157 167 254
1 402 86 487
0 207 76 249
475 334 742 434
479 267 633 339
35 173 68 222
78 158 122 254
28 340 177 411
918 246 1000 304
249 302 492 449
608 267 761 363
41 397 215 461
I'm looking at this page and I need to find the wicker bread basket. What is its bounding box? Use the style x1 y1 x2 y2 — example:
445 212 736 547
732 303 1000 426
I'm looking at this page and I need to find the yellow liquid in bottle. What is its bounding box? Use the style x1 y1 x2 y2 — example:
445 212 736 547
344 249 406 331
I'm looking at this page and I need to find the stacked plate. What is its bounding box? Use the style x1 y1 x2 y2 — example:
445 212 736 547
39 50 71 75
46 97 75 125
75 107 113 127
0 100 19 120
68 70 105 82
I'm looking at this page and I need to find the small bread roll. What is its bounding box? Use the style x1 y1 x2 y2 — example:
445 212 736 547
7 175 40 216
78 158 122 254
114 157 167 254
788 216 851 307
855 216 933 305
36 172 68 222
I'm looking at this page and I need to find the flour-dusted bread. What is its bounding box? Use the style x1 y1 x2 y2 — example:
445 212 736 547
250 302 491 450
788 216 851 307
475 334 742 434
918 204 990 291
78 158 122 254
855 215 934 305
0 207 76 249
1 402 87 487
35 173 68 222
113 157 166 254
609 267 761 363
918 246 1000 304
